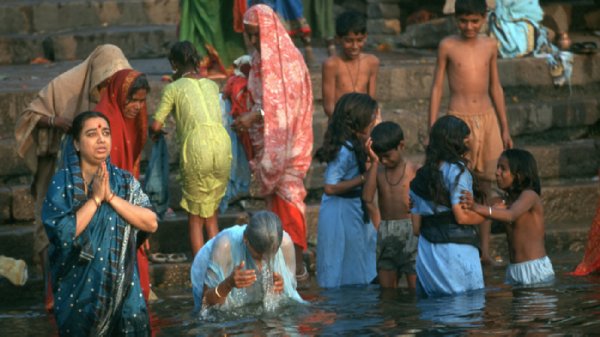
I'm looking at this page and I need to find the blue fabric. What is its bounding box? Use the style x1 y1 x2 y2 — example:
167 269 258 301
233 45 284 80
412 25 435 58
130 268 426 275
218 95 251 213
144 133 169 218
191 225 305 311
316 145 377 288
489 0 573 87
410 162 473 215
410 162 483 297
506 256 555 286
43 136 152 336
250 0 304 21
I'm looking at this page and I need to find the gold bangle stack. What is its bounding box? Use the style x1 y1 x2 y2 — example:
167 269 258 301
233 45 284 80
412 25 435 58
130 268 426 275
93 196 101 208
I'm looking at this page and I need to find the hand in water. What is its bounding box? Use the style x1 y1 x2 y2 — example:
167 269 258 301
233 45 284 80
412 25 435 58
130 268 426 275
229 261 257 289
273 272 283 294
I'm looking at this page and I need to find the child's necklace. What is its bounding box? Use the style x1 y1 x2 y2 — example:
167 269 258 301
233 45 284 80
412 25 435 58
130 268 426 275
344 56 361 92
385 162 406 186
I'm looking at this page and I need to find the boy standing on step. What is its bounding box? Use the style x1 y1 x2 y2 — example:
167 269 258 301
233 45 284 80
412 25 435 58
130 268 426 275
322 10 380 119
363 121 419 289
428 0 513 264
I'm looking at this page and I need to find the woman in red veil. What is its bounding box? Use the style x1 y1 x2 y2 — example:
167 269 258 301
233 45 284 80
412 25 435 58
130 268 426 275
95 69 152 299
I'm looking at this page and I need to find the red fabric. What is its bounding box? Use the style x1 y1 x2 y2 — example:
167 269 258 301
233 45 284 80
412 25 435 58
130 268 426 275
223 75 254 161
270 194 306 250
137 249 150 300
233 0 247 33
95 69 150 300
571 198 600 276
95 69 147 179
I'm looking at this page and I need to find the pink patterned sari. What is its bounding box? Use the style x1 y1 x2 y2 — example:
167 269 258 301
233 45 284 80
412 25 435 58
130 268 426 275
244 4 313 249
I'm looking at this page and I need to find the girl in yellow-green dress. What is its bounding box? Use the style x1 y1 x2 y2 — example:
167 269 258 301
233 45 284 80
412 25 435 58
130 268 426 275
151 41 232 255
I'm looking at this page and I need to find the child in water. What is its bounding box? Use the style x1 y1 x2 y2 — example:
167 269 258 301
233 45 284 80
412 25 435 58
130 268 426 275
315 92 378 288
460 149 555 285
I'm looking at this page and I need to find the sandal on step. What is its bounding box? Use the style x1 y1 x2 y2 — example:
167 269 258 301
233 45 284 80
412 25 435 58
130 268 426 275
167 253 187 263
149 253 168 263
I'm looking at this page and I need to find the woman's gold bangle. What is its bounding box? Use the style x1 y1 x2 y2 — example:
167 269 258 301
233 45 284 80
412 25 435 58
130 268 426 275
214 283 223 298
93 196 101 208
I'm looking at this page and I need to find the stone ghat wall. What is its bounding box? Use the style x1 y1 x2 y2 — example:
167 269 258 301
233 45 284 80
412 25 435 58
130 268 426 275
1 53 599 225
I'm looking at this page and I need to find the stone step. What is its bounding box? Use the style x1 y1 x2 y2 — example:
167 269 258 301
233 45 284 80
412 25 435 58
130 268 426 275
0 24 176 64
0 0 179 35
1 136 598 224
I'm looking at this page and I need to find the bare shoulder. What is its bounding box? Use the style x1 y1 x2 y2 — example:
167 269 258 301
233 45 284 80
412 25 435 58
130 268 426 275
362 53 380 66
439 35 460 50
479 36 498 53
323 55 341 70
406 160 420 177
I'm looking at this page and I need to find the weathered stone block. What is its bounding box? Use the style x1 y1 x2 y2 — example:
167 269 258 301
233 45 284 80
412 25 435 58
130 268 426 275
367 3 401 20
0 139 30 177
0 5 31 34
542 181 599 229
397 17 457 48
0 187 11 223
527 139 600 179
367 19 401 35
11 185 34 221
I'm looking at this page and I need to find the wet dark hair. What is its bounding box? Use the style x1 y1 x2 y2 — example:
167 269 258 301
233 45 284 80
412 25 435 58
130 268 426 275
423 115 482 205
500 149 541 201
169 41 200 72
127 74 150 100
244 211 283 255
70 111 110 141
315 93 377 165
455 0 487 16
371 121 404 155
336 11 367 37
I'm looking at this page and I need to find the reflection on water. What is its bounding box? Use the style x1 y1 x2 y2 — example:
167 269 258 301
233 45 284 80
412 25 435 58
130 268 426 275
3 254 600 335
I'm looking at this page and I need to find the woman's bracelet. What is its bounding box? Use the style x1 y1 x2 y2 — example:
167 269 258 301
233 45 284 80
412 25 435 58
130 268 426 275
214 283 223 299
92 196 101 208
488 206 492 217
107 193 116 203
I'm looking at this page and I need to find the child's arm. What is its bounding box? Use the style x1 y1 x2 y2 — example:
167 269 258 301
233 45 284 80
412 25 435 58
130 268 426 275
324 174 364 196
322 58 337 118
460 190 538 223
367 55 380 99
362 138 378 203
362 138 381 229
428 40 449 134
488 42 513 149
411 213 421 236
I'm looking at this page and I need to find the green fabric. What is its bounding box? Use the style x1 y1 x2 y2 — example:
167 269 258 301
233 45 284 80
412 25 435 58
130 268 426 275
179 0 246 67
303 0 334 40
154 78 232 217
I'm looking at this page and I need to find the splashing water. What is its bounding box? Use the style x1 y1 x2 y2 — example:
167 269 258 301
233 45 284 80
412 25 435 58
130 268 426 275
262 258 282 312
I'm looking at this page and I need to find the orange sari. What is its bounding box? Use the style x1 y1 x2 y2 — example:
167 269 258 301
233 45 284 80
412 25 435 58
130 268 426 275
95 69 151 300
572 198 600 276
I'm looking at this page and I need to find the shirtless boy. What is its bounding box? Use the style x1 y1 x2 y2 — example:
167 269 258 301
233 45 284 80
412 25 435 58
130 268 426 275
363 121 419 289
429 0 513 264
322 11 380 119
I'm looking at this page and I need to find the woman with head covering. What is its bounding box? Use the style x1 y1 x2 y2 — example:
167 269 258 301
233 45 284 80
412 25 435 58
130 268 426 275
94 69 153 301
43 111 157 336
14 44 131 311
191 210 304 310
232 4 313 284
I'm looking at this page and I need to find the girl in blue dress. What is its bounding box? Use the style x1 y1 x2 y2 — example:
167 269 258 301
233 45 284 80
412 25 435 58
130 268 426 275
409 115 486 296
315 93 378 288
